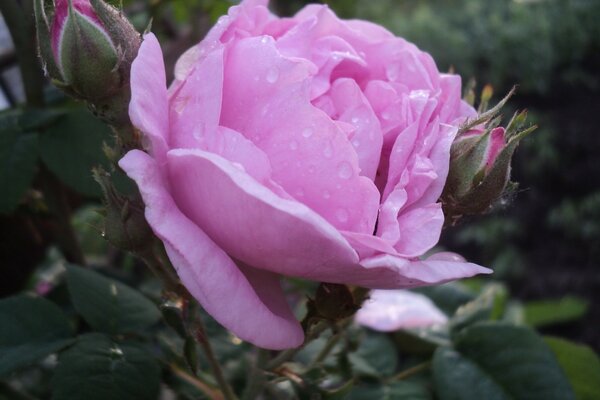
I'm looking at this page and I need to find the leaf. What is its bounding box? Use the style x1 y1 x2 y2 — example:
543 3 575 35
524 296 588 327
0 295 74 376
65 264 161 334
433 322 575 400
394 326 451 355
39 107 113 197
545 337 600 400
449 283 507 334
52 333 160 400
0 126 39 214
346 381 431 400
414 282 476 315
350 333 397 378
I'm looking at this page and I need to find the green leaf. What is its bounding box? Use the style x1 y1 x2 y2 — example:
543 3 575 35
346 381 431 400
65 264 161 334
449 283 507 334
433 322 575 400
0 295 74 376
524 296 588 327
394 326 451 355
414 282 476 315
52 333 160 400
349 333 397 378
0 120 39 213
545 337 600 400
39 108 112 197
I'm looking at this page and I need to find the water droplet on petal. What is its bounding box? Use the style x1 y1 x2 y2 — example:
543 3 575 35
302 128 314 138
336 208 349 223
351 116 360 125
323 190 331 199
260 36 269 44
174 96 189 114
382 110 392 120
266 67 279 83
352 139 360 148
337 161 353 179
289 140 298 150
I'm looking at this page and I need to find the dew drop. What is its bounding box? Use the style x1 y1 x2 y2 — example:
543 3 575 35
302 127 314 138
266 67 279 83
337 161 353 179
381 110 392 120
289 140 298 150
351 116 360 125
260 36 269 44
335 208 349 223
323 190 331 199
352 139 360 148
174 96 189 114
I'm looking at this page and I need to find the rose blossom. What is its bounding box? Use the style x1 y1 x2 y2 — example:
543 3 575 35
120 0 491 349
355 289 448 332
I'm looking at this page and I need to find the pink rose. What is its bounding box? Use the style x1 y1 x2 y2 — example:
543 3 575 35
120 0 491 349
355 289 448 332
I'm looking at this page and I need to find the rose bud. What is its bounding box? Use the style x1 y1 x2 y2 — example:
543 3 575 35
442 107 536 222
34 0 140 126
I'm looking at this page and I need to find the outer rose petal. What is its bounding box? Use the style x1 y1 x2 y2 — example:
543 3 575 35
129 34 169 159
119 150 303 349
167 148 361 280
355 289 448 332
359 254 492 289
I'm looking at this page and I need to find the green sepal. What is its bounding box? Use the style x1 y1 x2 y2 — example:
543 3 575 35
33 0 63 80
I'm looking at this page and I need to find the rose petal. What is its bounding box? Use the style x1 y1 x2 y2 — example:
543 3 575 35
394 203 444 257
360 254 492 289
220 36 380 234
166 148 362 281
169 46 224 147
119 149 303 349
327 78 383 180
355 289 448 331
129 33 169 159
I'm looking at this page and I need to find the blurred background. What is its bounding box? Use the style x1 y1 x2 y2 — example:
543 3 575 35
1 0 598 353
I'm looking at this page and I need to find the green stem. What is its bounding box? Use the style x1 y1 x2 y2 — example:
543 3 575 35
386 361 431 383
169 363 224 400
265 321 330 371
193 315 239 400
241 349 269 400
0 0 45 106
310 332 342 368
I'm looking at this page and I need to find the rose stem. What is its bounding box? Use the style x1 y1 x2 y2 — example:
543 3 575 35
265 321 330 371
385 361 432 383
192 314 239 400
241 348 269 400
